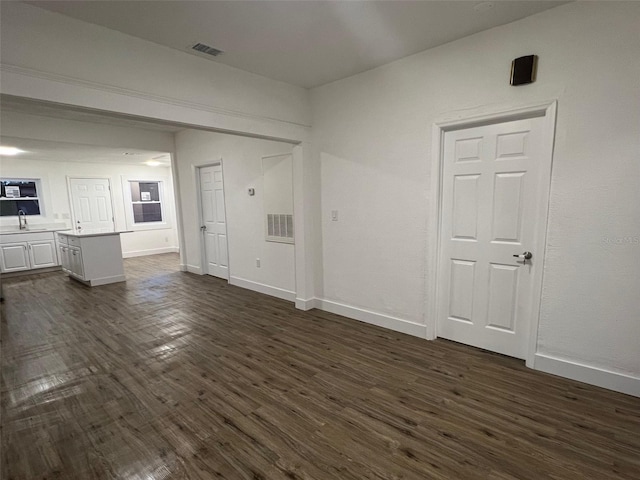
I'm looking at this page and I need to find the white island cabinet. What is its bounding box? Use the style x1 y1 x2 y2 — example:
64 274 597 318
57 231 129 286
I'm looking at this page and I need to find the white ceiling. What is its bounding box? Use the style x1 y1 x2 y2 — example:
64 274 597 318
26 0 568 88
0 136 172 166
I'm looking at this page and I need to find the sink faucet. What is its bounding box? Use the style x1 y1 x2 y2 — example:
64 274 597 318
18 209 27 230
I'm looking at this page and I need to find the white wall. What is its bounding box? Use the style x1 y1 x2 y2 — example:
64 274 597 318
174 130 296 297
0 157 179 257
311 1 640 388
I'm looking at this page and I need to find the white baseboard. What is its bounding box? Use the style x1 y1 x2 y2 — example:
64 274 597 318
295 297 319 311
185 264 203 275
88 274 127 287
122 247 179 258
534 353 640 397
229 276 296 302
316 299 427 339
179 264 188 272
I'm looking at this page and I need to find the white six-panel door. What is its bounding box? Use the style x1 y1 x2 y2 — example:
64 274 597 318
199 164 229 280
68 178 114 232
437 116 548 359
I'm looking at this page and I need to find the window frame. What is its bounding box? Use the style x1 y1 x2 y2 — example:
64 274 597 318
0 178 44 217
121 176 171 231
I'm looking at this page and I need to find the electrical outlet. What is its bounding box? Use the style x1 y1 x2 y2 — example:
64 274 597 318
331 210 339 221
256 258 261 268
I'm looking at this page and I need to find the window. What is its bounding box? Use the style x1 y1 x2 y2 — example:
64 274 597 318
0 179 41 216
121 176 171 231
129 181 163 223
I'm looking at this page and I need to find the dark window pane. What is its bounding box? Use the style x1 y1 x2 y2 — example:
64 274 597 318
1 180 38 198
139 182 160 202
0 199 40 216
133 203 162 223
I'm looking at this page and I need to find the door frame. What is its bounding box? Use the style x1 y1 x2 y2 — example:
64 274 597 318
66 176 116 230
194 161 231 279
427 100 557 367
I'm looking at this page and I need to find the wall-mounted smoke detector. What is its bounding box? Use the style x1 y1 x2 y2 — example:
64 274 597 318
191 43 224 57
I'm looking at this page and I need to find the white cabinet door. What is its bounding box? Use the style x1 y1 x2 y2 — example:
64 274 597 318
69 247 85 279
28 240 57 269
60 245 71 273
0 243 29 272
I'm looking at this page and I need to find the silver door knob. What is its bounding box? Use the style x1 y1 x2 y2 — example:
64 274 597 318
513 251 533 260
200 225 207 231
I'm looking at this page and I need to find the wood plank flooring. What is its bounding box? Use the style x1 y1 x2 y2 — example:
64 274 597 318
1 253 639 479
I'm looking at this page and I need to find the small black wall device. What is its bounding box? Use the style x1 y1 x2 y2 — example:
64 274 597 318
510 55 537 86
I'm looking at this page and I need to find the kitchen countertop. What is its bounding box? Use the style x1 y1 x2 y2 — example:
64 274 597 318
57 229 132 238
0 224 69 235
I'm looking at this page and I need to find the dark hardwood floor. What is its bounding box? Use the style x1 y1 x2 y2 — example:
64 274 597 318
1 254 639 479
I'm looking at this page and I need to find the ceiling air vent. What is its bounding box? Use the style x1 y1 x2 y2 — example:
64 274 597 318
191 43 224 57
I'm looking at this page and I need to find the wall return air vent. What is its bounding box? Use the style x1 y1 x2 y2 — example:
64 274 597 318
266 213 294 244
191 43 224 57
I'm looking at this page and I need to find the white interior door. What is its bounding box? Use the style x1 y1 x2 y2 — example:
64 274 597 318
436 116 550 359
199 164 229 279
68 178 114 232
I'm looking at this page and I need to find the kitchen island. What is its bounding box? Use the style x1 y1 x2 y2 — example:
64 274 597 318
57 230 130 286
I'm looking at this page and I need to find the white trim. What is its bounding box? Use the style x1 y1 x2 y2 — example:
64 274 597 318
428 100 558 366
317 299 428 338
179 263 188 272
229 276 295 302
71 274 126 287
89 274 127 287
122 247 179 258
295 297 319 311
185 264 203 275
534 353 640 398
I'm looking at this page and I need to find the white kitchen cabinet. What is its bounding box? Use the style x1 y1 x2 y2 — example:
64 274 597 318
0 232 59 273
59 244 71 273
57 231 127 286
69 246 85 279
0 243 30 272
28 240 58 269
